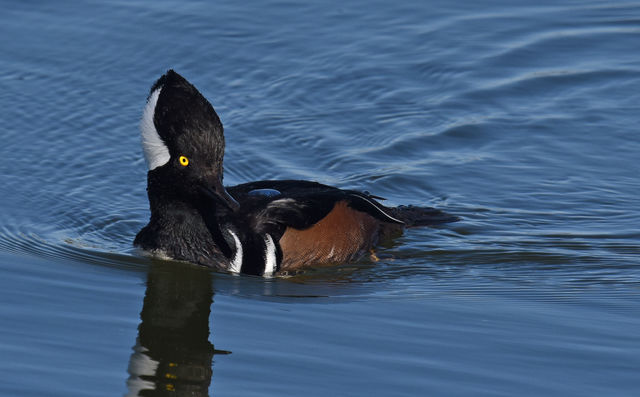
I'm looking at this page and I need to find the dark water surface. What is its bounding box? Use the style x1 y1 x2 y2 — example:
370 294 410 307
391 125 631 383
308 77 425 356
1 0 639 396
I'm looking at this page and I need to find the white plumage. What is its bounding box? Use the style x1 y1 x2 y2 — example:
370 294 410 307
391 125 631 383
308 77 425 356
227 229 243 273
140 88 171 170
263 234 277 277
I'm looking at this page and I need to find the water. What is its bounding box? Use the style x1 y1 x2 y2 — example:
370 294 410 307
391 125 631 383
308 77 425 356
1 0 639 395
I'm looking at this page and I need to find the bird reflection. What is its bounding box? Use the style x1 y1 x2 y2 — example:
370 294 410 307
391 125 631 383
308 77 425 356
126 261 230 396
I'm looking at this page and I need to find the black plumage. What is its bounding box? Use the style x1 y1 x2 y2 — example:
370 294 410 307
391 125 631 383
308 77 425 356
135 70 457 276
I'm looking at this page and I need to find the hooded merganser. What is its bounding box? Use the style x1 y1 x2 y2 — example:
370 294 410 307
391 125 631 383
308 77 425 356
134 70 457 276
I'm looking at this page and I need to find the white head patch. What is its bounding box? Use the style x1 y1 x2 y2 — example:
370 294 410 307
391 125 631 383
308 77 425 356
140 88 171 170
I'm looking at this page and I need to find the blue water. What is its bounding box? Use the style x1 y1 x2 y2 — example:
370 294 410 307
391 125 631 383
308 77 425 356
1 0 640 396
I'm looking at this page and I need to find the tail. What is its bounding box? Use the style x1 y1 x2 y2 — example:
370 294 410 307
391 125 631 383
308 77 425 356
387 205 459 227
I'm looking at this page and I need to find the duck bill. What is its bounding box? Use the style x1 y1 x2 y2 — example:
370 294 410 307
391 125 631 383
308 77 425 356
200 178 240 212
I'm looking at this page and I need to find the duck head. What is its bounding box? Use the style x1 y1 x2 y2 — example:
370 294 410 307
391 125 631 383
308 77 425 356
140 70 238 212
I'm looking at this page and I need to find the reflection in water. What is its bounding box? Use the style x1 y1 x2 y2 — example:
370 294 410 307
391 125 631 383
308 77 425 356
126 262 230 396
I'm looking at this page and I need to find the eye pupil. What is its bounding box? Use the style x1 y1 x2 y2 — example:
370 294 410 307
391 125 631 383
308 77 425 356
179 156 189 166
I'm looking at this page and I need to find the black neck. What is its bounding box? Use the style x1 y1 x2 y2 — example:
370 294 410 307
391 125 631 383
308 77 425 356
136 173 234 266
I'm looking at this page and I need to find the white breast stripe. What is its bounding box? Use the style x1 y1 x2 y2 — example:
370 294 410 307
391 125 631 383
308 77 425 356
350 193 404 224
227 229 243 273
263 234 277 277
140 88 171 170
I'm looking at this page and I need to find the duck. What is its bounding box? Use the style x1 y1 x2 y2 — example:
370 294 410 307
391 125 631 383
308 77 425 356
134 70 457 276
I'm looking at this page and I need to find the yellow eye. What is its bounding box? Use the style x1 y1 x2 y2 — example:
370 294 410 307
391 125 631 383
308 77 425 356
179 156 189 166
